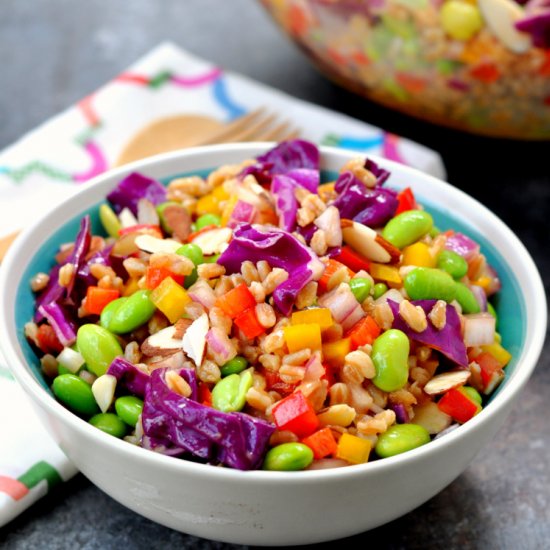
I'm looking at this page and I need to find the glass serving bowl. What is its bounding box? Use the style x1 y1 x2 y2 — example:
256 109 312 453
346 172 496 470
261 0 550 139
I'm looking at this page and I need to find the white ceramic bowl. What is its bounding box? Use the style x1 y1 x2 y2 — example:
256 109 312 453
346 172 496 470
0 144 546 545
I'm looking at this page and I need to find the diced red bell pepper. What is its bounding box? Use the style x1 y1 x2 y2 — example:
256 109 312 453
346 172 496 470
118 224 163 238
198 382 212 407
346 315 381 350
36 323 64 354
145 265 185 289
438 387 479 424
475 352 505 394
395 187 417 215
333 246 371 273
262 368 298 397
271 391 320 438
234 307 265 339
301 427 338 460
85 286 120 315
321 362 337 388
318 259 355 293
216 283 257 318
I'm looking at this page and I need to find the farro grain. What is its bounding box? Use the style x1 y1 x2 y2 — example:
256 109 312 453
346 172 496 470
310 229 328 256
58 263 75 287
246 387 274 413
124 341 141 364
262 268 288 295
373 302 395 330
40 354 58 378
255 303 276 328
295 281 318 309
241 261 260 284
278 365 306 384
165 370 192 397
428 300 447 330
197 263 226 279
30 273 50 292
258 353 281 372
329 382 350 405
209 306 232 334
269 430 299 446
282 349 311 366
256 260 271 281
196 359 221 384
24 322 40 347
366 382 388 408
344 350 375 379
399 300 428 332
317 404 356 427
356 410 396 435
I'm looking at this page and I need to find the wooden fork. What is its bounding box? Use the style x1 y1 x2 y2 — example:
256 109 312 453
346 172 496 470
0 108 301 261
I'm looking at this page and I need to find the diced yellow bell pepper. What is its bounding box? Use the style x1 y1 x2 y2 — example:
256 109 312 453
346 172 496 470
370 263 402 284
336 433 372 464
291 308 333 329
284 324 322 354
220 194 239 226
195 193 220 217
212 184 230 201
402 242 435 268
480 342 512 367
317 182 335 200
472 276 492 292
149 277 191 323
322 338 351 367
122 277 140 297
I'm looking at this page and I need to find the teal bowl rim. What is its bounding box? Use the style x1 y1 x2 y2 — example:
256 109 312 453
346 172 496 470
0 143 546 482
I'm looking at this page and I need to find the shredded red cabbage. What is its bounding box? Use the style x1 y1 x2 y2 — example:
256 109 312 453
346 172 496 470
37 302 77 347
107 357 151 398
106 172 166 215
141 369 275 470
388 299 468 367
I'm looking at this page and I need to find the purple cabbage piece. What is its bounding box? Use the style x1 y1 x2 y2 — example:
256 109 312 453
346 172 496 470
218 223 324 315
332 171 398 228
141 369 275 469
77 244 113 288
37 302 77 347
240 140 319 185
271 175 300 232
516 2 550 48
445 233 480 262
35 216 92 322
107 172 166 215
388 299 468 367
365 158 391 186
285 168 319 193
227 200 256 229
107 357 150 398
390 402 409 424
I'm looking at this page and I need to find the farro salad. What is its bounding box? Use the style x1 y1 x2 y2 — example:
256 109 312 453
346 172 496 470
26 141 511 471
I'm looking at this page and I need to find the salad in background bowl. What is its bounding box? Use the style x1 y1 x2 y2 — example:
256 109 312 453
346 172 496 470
0 142 545 545
261 0 550 139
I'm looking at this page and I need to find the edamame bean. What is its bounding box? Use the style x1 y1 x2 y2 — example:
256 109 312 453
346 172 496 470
204 254 221 264
404 267 457 302
107 290 156 334
454 282 481 314
437 250 468 279
195 213 221 230
382 210 433 249
89 413 128 438
487 302 498 326
176 243 204 289
349 277 372 303
156 201 181 234
99 203 121 238
462 386 482 406
76 324 123 376
115 396 144 427
373 283 388 300
100 297 127 329
212 370 253 413
371 329 410 392
220 356 248 377
52 374 99 416
375 424 430 458
429 226 441 238
263 443 314 471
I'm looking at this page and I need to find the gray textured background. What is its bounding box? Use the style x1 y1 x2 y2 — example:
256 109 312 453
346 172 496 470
1 1 549 548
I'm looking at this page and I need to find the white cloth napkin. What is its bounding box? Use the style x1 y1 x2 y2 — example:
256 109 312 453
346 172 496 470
0 42 445 526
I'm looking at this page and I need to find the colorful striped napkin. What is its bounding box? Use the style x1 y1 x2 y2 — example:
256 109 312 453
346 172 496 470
0 42 445 526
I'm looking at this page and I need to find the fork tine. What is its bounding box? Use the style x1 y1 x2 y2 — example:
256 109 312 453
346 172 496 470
196 107 267 145
254 120 298 142
219 112 279 143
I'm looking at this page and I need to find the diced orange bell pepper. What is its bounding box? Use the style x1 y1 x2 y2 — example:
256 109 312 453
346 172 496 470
234 307 265 339
301 427 338 460
291 308 333 329
401 242 435 268
334 245 371 273
370 263 402 284
36 323 64 354
322 338 351 367
195 193 221 217
336 433 372 464
271 391 319 438
85 286 120 315
215 283 257 319
475 352 505 394
346 315 380 350
145 265 185 289
149 277 191 323
480 342 511 368
318 259 355 293
220 195 239 226
284 324 322 353
438 387 481 423
395 187 418 215
198 382 212 407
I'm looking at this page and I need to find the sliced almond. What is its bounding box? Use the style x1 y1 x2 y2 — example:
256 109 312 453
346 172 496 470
182 313 209 366
412 401 452 434
190 227 232 255
135 234 182 254
118 207 139 228
341 219 401 264
478 0 532 53
141 325 184 357
91 374 117 413
423 370 471 395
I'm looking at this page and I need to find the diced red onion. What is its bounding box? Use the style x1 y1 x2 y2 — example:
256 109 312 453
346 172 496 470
205 328 235 365
445 233 480 262
304 351 325 382
341 303 366 332
318 283 359 323
469 284 487 312
187 279 216 310
463 313 496 347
